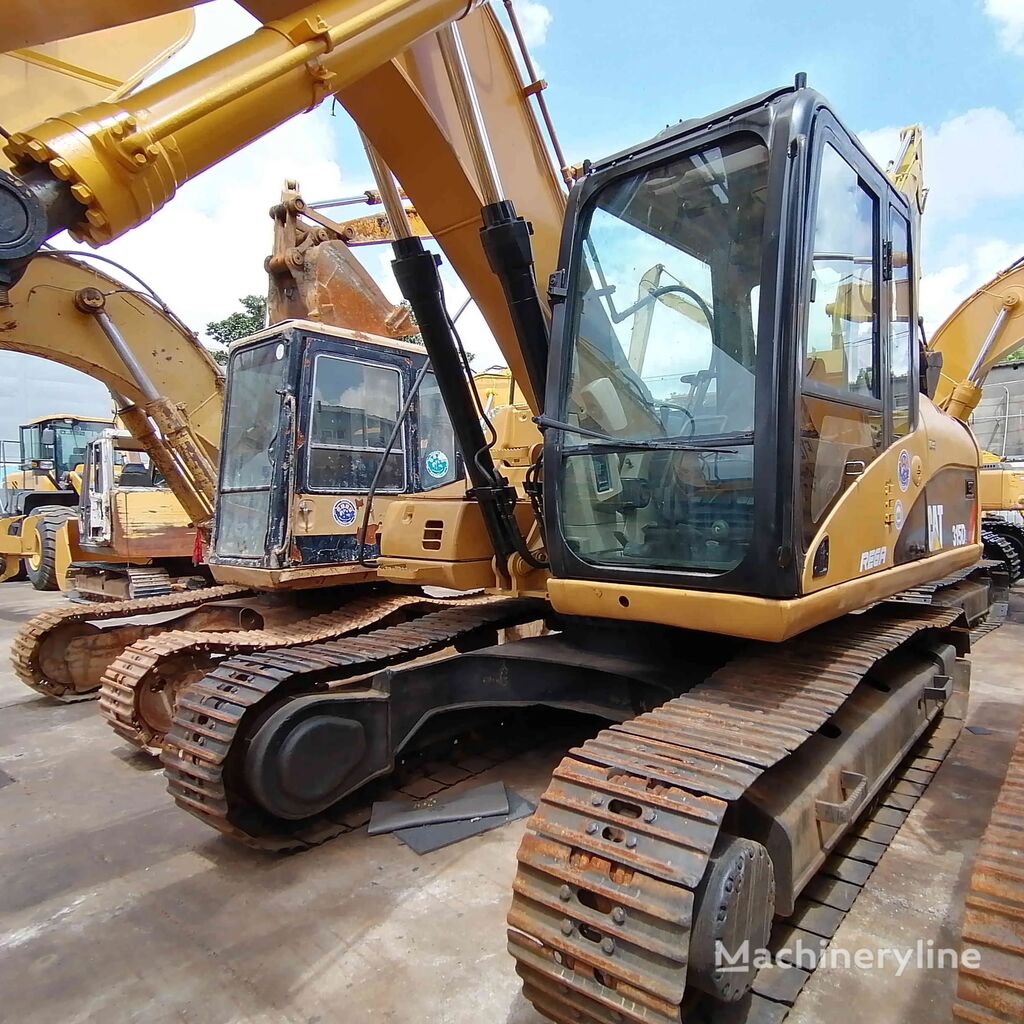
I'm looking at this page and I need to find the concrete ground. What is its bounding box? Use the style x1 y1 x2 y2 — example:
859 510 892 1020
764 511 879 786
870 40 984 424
0 580 1021 1024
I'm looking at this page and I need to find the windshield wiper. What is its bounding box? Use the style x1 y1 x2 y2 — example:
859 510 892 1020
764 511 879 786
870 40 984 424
535 415 742 453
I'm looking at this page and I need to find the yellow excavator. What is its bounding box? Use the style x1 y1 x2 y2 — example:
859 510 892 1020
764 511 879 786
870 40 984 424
1 190 475 724
929 255 1024 575
1 3 1021 1021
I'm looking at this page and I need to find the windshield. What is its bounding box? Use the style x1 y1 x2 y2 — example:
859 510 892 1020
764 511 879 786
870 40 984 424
221 341 288 491
559 134 769 574
22 421 106 475
217 340 288 559
307 354 405 492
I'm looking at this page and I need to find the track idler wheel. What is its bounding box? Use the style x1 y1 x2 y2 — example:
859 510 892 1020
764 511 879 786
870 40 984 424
244 697 370 821
688 836 775 1003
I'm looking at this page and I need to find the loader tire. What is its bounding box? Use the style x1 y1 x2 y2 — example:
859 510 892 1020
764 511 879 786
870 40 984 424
24 507 74 592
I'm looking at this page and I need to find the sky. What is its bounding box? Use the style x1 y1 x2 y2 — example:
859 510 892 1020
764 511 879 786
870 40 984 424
4 0 1023 437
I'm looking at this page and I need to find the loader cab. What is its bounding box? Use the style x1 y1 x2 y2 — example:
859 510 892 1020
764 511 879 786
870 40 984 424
209 320 462 587
545 83 978 622
21 415 108 480
0 414 109 514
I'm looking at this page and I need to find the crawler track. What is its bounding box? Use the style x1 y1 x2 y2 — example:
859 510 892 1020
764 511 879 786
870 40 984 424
982 529 1022 584
100 593 484 754
10 585 249 700
954 717 1024 1023
507 603 965 1024
162 597 542 850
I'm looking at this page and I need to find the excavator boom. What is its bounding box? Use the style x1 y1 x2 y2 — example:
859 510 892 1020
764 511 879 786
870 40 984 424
930 256 1024 418
1 253 223 523
1 0 566 409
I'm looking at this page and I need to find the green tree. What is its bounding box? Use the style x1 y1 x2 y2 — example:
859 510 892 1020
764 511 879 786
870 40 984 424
206 295 268 363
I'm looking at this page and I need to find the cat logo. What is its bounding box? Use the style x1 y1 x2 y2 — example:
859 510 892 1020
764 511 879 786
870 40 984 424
928 504 944 551
859 546 887 572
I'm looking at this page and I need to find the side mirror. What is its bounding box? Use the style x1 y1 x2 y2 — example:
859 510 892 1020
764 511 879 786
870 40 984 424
40 427 56 445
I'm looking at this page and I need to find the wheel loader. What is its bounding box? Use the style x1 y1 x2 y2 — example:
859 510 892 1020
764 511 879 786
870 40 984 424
0 413 110 588
1 2 1022 1022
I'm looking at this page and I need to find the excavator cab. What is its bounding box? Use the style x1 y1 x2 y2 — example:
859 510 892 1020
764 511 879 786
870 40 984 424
543 84 980 635
209 320 461 587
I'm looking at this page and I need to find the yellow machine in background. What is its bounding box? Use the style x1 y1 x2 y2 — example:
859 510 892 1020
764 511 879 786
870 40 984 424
1 413 108 513
0 410 214 595
0 255 227 600
929 254 1024 573
0 413 109 587
68 426 211 599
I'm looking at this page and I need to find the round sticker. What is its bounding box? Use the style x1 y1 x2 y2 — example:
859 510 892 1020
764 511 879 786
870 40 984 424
425 450 450 479
893 499 905 531
332 498 357 527
897 449 911 493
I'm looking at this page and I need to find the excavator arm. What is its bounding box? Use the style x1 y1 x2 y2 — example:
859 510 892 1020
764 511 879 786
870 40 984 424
0 252 223 523
0 0 566 410
928 256 1024 419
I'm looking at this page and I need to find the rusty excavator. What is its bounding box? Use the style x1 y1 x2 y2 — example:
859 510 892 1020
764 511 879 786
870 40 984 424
2 2 1024 1022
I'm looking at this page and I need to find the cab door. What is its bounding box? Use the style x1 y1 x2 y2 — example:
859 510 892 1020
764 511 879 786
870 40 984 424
80 437 113 545
799 115 888 565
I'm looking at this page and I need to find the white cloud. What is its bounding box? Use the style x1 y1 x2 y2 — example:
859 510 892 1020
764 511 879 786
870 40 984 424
862 109 1024 224
919 237 1020 335
985 0 1024 55
860 108 1024 335
516 2 553 48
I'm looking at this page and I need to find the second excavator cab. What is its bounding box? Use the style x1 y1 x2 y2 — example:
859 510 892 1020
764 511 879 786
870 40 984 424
209 319 462 588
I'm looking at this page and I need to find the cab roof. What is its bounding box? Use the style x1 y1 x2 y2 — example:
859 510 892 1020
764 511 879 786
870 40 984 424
20 414 112 428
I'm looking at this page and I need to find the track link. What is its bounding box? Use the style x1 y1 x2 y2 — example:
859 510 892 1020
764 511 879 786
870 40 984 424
162 597 540 850
982 529 1022 585
10 584 250 701
954 717 1024 1023
507 603 963 1024
99 593 473 754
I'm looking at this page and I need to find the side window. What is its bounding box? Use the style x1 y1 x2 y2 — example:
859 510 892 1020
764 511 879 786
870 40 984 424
889 209 913 437
417 372 458 490
805 144 878 401
800 142 883 551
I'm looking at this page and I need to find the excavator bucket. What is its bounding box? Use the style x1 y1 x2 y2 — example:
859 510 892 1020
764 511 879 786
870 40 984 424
267 235 415 337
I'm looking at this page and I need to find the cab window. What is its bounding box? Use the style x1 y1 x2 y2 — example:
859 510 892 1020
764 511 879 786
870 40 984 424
800 141 882 548
307 355 405 492
889 208 914 438
804 144 878 401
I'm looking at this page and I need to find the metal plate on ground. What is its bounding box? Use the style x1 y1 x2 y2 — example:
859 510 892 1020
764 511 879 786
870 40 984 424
368 780 510 836
396 790 536 854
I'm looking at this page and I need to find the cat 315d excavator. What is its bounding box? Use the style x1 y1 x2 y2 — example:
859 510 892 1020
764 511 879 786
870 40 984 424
1 2 1022 1022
